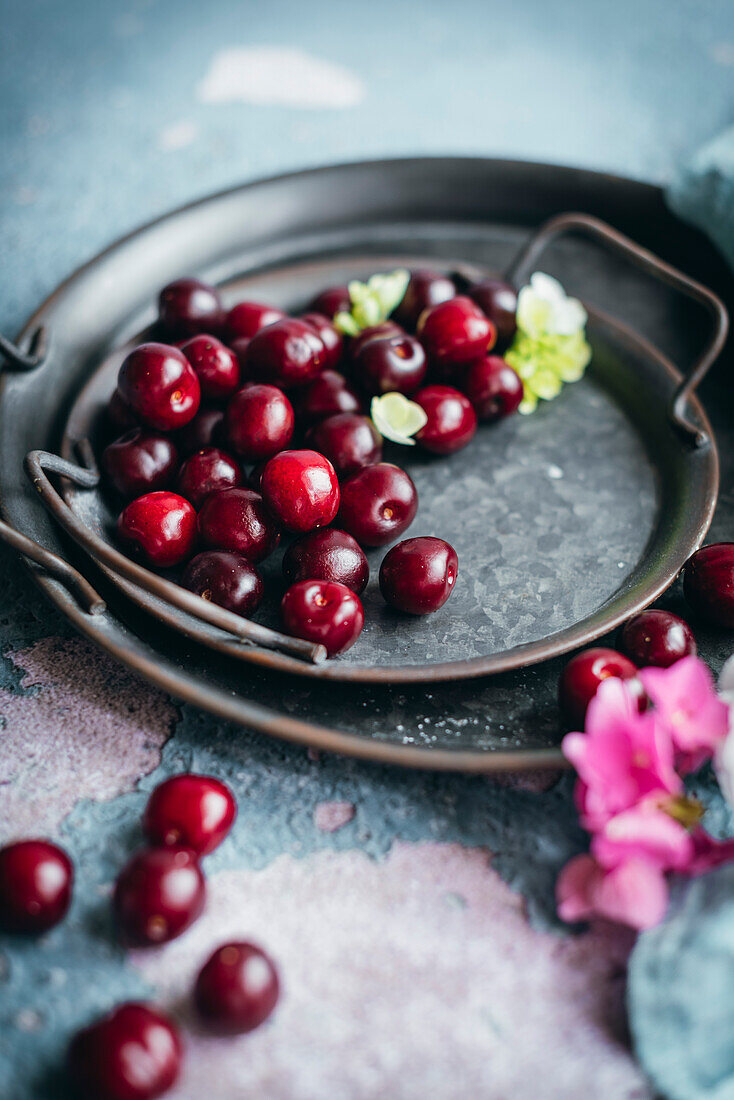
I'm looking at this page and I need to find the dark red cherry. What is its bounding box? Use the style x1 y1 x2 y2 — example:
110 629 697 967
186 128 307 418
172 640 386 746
300 312 344 370
225 383 294 461
117 491 197 568
181 334 240 400
559 647 639 728
248 460 269 493
198 487 280 562
620 609 696 668
337 463 418 547
177 447 243 509
226 300 286 340
379 536 458 614
195 942 280 1034
182 551 263 617
143 774 237 856
118 343 201 431
113 847 205 946
308 284 351 317
349 322 404 361
176 407 225 456
395 269 456 330
683 543 734 628
229 336 251 377
261 449 340 533
468 278 518 349
158 277 224 339
283 528 369 593
281 580 364 656
414 385 477 455
305 412 382 479
107 387 139 432
0 839 73 934
67 1002 182 1100
102 430 178 500
353 334 427 395
247 318 325 388
463 355 523 421
417 296 496 365
294 369 361 426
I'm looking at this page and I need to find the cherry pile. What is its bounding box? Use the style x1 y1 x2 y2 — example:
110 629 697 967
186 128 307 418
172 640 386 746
101 270 524 656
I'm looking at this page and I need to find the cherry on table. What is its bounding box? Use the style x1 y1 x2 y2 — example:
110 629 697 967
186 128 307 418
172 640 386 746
118 343 201 431
143 774 237 856
353 333 427 395
337 462 418 547
198 487 280 562
394 268 456 330
247 318 326 389
308 284 351 317
620 609 697 668
177 447 243 509
379 536 458 614
559 647 639 728
158 277 224 339
348 321 404 361
102 429 178 500
117 491 198 568
305 412 382 479
417 295 496 365
261 449 340 533
67 1002 182 1100
226 300 286 340
175 407 225 456
194 942 280 1034
0 839 73 934
467 277 518 349
414 385 477 454
283 528 369 593
113 847 205 946
683 543 734 628
300 311 344 370
225 382 294 461
463 355 523 421
180 334 240 400
281 579 364 656
294 369 362 426
182 550 264 617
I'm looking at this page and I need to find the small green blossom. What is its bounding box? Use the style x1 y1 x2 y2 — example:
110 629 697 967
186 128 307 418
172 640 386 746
334 269 410 335
370 392 427 446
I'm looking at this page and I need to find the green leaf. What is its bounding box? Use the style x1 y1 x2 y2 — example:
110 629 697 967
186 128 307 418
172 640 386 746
333 269 410 334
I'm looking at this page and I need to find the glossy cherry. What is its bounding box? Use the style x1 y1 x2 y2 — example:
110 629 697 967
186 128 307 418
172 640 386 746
195 942 280 1034
198 487 280 562
247 318 325 388
308 284 351 317
379 536 458 614
337 463 418 547
229 336 252 376
353 333 427 395
395 268 456 329
226 300 286 340
417 295 496 365
348 321 404 361
683 543 734 627
177 447 243 509
176 407 225 455
300 311 344 370
107 388 139 432
181 334 240 400
559 647 639 728
261 449 340 533
158 277 224 339
113 847 205 946
118 343 201 430
281 580 364 656
225 383 294 461
294 369 361 426
463 355 523 421
182 550 264 616
117 491 197 568
0 839 73 934
467 277 518 349
67 1002 182 1100
414 385 477 454
283 528 369 593
620 609 696 668
143 774 237 856
102 430 178 500
305 412 382 479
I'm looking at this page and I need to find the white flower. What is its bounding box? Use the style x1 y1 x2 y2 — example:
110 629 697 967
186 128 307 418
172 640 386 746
516 272 587 339
370 393 427 446
716 654 734 809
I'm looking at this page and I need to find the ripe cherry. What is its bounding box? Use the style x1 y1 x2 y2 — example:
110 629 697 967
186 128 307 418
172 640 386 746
379 536 458 614
117 491 197 568
67 1002 182 1100
463 355 523 421
176 407 225 456
300 311 344 370
559 647 639 728
182 551 264 616
348 321 403 361
620 610 696 668
414 385 477 454
177 447 243 509
118 343 201 431
353 333 427 395
180 334 240 400
225 383 294 461
113 847 205 946
261 449 340 533
0 839 73 934
283 528 369 593
281 580 364 656
198 487 280 562
395 268 456 330
247 318 325 388
102 430 178 500
226 300 286 340
338 463 418 547
195 942 280 1034
308 284 351 317
143 774 237 856
417 296 496 365
294 369 361 426
158 277 224 339
305 412 382 479
107 387 139 433
467 278 518 349
683 543 734 628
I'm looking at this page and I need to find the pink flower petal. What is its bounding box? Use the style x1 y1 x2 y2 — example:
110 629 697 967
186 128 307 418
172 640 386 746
557 854 670 930
639 656 729 766
591 798 694 872
556 854 598 923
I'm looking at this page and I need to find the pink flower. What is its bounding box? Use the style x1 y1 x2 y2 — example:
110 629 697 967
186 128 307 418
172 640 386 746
590 795 694 871
556 853 669 930
639 656 729 772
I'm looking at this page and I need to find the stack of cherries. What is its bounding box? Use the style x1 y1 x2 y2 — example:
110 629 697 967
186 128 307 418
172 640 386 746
102 269 523 656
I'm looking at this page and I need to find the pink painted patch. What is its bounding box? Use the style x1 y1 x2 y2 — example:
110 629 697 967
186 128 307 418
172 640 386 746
132 842 649 1099
314 800 355 832
0 637 177 840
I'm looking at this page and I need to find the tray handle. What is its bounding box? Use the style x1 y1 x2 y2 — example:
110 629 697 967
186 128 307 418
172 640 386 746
22 443 328 666
505 212 729 448
0 326 48 372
